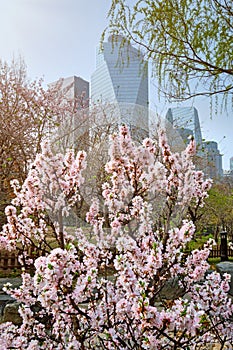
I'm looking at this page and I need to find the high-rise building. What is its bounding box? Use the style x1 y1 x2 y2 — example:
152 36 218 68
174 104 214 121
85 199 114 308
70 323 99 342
165 106 223 178
91 35 149 136
230 157 233 171
202 141 223 178
165 107 203 147
56 75 89 104
49 76 90 151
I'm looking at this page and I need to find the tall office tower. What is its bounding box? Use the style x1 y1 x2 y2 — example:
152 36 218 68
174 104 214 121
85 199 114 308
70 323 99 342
202 141 223 178
165 106 223 177
49 76 89 151
91 35 149 136
230 157 233 171
57 75 89 104
166 107 203 147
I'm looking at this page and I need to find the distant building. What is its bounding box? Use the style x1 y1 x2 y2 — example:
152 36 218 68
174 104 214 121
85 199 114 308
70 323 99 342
91 35 149 137
49 76 90 151
55 75 89 105
165 106 223 178
165 107 203 147
202 141 223 178
225 157 233 180
230 156 233 171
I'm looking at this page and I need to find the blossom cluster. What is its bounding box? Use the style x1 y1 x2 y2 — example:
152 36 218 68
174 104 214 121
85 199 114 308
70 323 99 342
0 125 232 349
0 140 86 258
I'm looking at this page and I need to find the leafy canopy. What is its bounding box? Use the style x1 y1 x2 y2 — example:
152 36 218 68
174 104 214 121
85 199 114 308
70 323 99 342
107 0 233 109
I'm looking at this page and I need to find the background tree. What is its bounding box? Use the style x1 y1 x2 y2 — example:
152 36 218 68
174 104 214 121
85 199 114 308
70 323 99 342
198 180 233 241
0 58 76 227
106 0 233 109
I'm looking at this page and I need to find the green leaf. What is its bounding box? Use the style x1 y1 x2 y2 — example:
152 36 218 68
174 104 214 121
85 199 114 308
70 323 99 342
47 263 53 270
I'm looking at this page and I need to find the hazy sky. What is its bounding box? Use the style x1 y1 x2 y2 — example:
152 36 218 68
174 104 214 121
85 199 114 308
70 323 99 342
0 0 232 169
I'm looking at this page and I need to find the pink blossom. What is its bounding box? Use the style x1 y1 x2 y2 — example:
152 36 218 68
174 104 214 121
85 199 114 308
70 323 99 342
0 126 232 349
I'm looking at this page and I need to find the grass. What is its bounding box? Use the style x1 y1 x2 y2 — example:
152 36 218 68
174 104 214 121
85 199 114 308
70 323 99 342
186 234 214 251
207 257 233 271
0 269 22 278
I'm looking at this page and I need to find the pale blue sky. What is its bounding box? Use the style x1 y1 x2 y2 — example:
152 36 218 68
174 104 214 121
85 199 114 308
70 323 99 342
0 0 232 169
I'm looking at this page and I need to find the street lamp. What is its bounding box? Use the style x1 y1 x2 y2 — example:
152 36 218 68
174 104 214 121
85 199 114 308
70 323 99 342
220 231 228 261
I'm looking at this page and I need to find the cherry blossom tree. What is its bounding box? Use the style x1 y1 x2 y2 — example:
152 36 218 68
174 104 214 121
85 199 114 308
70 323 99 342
0 58 79 227
0 125 232 349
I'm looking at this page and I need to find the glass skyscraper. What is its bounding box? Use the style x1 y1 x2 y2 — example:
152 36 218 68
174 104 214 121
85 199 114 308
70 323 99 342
166 107 203 147
166 106 223 177
90 35 149 135
230 157 233 171
202 141 223 178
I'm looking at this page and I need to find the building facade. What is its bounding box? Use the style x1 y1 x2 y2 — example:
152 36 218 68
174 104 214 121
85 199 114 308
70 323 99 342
230 156 233 171
165 106 223 178
91 35 149 136
165 107 203 147
202 141 223 178
57 75 89 104
49 76 90 151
